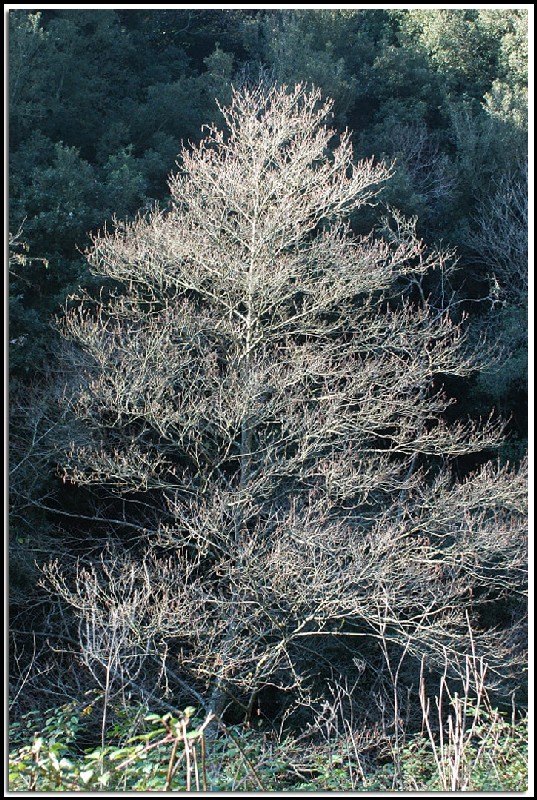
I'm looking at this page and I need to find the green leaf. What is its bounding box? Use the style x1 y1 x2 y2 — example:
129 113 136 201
84 748 105 761
97 771 111 786
127 729 165 743
79 769 94 784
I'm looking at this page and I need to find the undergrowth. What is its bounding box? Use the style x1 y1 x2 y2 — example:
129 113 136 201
9 690 528 792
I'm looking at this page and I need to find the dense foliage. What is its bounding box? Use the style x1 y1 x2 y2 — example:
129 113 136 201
9 9 528 790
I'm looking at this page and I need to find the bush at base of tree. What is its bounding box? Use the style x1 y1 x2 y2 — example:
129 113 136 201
9 688 528 792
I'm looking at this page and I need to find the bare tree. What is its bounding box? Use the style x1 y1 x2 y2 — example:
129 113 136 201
465 164 528 306
379 120 457 209
47 83 527 724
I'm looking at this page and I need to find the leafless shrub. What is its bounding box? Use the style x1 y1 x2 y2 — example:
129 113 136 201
465 165 528 306
383 121 457 207
419 616 525 791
